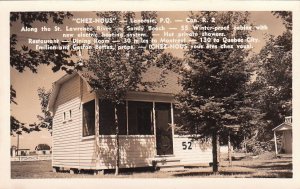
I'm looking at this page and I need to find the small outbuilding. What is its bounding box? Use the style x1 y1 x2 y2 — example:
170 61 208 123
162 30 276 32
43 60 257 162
48 68 212 173
10 145 17 157
35 148 52 155
35 144 52 155
273 116 292 155
16 148 30 156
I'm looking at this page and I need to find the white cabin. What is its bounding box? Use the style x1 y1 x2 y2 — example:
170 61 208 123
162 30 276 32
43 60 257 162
273 116 292 155
48 68 212 172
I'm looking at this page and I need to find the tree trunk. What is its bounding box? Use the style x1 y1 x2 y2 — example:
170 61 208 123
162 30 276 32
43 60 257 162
244 135 247 153
114 104 120 175
228 132 232 166
218 137 221 163
212 130 219 173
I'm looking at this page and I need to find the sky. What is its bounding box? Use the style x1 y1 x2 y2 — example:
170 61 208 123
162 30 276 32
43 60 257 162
10 11 286 151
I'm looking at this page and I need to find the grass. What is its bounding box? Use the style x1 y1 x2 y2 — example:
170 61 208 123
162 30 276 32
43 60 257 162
11 152 292 179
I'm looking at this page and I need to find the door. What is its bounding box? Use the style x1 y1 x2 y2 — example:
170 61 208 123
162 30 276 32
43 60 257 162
155 102 173 155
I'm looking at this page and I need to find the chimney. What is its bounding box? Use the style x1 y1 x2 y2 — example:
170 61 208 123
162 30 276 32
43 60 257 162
285 116 292 123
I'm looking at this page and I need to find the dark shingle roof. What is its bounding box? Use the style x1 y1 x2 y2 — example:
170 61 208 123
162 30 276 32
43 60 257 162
138 66 182 94
49 67 182 112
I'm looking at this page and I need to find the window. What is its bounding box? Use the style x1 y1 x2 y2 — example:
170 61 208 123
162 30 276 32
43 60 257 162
99 100 127 135
82 100 95 137
63 112 66 121
128 101 153 135
69 110 72 120
63 110 72 122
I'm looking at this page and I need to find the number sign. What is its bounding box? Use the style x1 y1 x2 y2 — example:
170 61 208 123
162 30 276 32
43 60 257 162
182 141 192 150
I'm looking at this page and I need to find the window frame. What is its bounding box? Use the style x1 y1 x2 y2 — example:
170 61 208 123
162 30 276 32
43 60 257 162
98 99 127 135
82 99 96 138
95 98 174 137
127 100 154 135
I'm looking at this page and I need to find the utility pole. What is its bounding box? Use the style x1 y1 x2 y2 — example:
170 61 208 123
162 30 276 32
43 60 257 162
17 133 20 156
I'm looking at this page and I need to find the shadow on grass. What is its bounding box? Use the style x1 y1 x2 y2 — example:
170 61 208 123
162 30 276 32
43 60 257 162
240 163 292 171
104 167 156 175
52 167 156 176
173 171 253 177
252 172 293 178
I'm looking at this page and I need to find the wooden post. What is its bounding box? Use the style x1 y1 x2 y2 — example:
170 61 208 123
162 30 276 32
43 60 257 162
228 131 232 166
274 131 278 156
126 101 129 135
170 103 175 153
114 104 120 175
244 135 247 154
17 133 19 156
153 102 157 155
212 130 219 173
217 135 220 164
95 96 100 170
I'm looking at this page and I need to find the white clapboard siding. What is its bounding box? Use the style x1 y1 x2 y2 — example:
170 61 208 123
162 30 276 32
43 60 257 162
52 74 212 170
173 135 212 164
52 75 96 169
96 136 156 168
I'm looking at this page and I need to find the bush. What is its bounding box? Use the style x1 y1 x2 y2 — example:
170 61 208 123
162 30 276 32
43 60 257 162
241 138 274 155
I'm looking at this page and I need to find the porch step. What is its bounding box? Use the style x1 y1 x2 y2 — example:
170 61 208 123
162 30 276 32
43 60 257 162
152 157 180 166
152 157 183 171
158 165 185 172
276 154 292 158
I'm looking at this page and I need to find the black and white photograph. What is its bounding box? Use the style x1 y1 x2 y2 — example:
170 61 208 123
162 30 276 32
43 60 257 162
1 1 300 189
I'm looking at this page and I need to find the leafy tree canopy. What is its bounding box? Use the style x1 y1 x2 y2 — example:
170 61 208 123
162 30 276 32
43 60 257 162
10 12 73 135
35 143 51 151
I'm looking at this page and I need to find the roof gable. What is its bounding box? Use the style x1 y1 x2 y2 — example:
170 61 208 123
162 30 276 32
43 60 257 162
272 117 293 131
48 67 182 112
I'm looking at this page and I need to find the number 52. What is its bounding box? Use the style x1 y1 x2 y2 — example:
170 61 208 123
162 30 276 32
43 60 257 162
182 141 192 150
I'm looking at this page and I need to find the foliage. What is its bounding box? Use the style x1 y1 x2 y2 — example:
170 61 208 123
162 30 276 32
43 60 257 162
10 85 31 135
175 11 252 172
250 11 292 141
10 85 17 104
272 11 292 30
155 52 183 73
10 12 73 135
10 12 74 73
10 87 53 135
84 11 164 175
85 11 164 101
177 11 252 139
29 88 53 134
35 143 51 151
241 138 274 155
10 116 30 136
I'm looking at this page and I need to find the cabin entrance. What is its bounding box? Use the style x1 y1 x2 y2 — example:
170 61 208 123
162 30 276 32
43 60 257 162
155 103 173 155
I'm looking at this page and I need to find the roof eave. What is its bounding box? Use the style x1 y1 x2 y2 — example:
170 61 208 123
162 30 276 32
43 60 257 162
272 122 292 131
47 72 77 112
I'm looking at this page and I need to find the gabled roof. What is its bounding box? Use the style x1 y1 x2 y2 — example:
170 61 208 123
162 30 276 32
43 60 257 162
138 66 182 94
48 72 77 112
48 67 182 112
272 122 292 131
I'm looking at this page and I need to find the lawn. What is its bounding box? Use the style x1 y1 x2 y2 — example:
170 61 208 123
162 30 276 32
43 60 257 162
11 152 292 179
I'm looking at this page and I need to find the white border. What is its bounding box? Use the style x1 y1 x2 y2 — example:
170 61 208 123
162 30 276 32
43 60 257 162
1 1 300 189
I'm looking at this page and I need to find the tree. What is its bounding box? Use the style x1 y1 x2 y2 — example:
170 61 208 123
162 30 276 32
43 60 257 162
11 87 53 137
10 85 30 135
251 11 292 141
29 88 53 134
35 143 51 151
10 12 74 135
84 11 164 175
10 12 75 74
176 11 252 173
